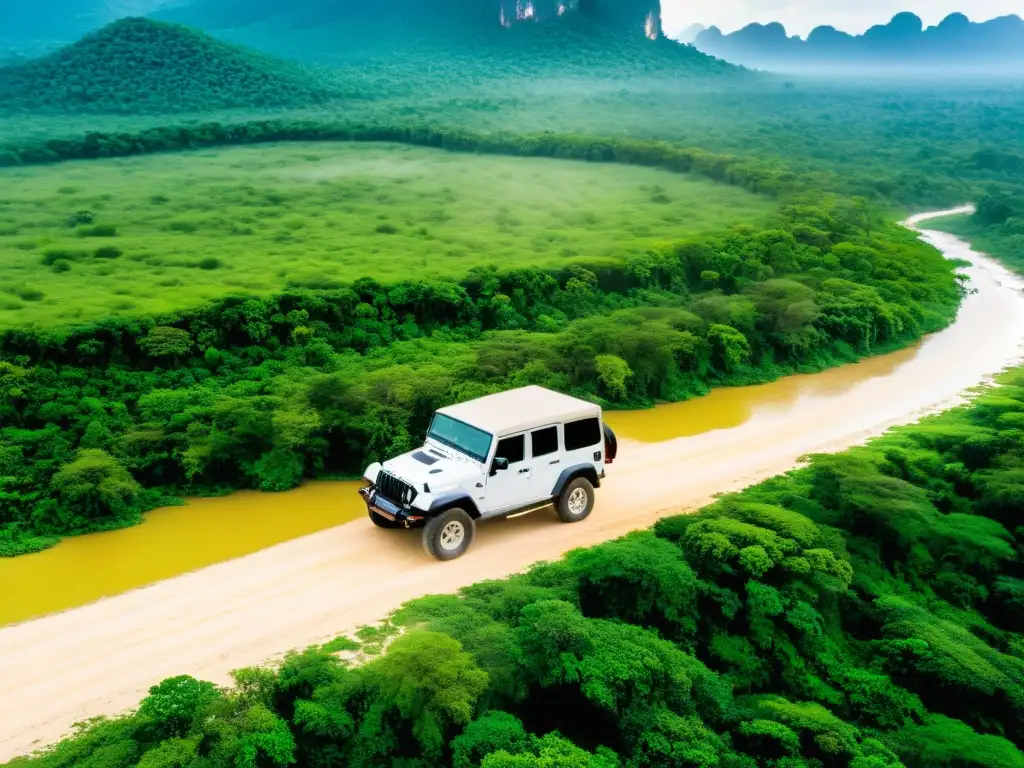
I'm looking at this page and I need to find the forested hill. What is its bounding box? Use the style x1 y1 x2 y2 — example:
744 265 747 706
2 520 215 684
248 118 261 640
0 18 336 114
693 11 1024 71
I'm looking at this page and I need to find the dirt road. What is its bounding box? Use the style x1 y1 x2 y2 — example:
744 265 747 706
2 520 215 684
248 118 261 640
3 208 1024 761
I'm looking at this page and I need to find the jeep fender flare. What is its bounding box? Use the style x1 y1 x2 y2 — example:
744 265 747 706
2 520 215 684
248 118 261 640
427 489 482 519
551 464 600 497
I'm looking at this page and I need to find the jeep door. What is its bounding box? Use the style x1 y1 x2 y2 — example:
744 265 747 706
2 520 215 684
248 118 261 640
528 424 562 499
483 432 533 516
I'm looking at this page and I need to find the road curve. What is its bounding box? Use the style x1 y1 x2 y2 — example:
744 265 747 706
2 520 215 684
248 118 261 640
2 207 1024 761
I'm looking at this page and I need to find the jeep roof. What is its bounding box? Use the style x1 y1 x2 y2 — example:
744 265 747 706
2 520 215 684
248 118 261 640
435 385 601 436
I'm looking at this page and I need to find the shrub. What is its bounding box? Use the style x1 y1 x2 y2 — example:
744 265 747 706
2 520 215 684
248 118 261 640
65 210 94 227
197 256 222 270
14 286 44 301
94 245 123 259
77 224 118 237
41 248 86 265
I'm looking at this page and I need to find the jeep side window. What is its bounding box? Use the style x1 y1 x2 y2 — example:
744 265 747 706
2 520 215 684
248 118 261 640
494 434 525 465
564 417 601 451
531 426 558 457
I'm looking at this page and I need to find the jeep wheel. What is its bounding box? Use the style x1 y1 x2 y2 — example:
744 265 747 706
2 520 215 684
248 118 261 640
423 508 475 561
557 477 595 523
369 509 400 529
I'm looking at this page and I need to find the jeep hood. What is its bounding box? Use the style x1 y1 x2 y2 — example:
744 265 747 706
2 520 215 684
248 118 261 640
381 446 481 488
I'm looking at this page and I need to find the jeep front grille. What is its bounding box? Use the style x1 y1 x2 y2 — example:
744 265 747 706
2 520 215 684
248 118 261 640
376 470 417 506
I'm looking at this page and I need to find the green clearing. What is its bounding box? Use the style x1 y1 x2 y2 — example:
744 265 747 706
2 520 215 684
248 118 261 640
0 141 775 328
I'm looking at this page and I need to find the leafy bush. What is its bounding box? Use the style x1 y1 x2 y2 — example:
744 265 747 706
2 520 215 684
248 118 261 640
76 223 118 237
94 245 123 259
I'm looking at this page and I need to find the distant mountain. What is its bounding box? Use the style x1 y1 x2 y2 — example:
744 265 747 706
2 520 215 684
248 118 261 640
1 0 743 91
673 23 705 44
693 12 1024 71
0 17 335 113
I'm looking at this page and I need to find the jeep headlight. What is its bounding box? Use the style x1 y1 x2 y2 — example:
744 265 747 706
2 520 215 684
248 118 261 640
363 462 382 484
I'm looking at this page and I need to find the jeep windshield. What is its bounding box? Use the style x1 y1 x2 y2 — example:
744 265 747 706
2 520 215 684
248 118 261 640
427 413 492 463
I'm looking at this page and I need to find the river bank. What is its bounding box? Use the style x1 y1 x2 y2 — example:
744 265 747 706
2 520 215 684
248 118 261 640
1 208 1023 761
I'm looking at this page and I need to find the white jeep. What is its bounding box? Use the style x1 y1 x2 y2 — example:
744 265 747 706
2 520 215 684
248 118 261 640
358 385 618 560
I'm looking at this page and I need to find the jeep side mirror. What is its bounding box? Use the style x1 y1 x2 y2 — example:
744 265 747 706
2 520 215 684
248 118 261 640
491 457 509 475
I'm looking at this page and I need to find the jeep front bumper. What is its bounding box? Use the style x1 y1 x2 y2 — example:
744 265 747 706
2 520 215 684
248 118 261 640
358 486 427 528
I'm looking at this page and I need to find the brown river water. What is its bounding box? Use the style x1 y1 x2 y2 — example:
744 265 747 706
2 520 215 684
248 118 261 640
1 207 1023 629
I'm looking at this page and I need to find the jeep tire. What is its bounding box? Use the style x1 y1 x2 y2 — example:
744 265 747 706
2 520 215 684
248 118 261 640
423 507 475 561
369 509 401 529
557 477 595 523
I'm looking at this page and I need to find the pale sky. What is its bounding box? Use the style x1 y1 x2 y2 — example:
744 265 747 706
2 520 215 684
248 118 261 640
662 0 1023 38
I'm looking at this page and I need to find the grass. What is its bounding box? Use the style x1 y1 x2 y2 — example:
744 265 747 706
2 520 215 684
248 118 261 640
0 141 775 328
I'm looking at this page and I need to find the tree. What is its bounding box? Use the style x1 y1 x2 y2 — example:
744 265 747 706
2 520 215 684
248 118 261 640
51 449 140 522
361 631 490 761
707 324 751 373
139 326 192 363
451 711 532 768
567 532 699 641
973 195 1018 227
888 715 1024 768
594 354 632 401
138 675 220 740
481 733 621 768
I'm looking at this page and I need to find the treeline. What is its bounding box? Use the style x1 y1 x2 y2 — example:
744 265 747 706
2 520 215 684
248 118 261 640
0 199 962 555
928 193 1024 273
0 118 811 199
11 368 1024 768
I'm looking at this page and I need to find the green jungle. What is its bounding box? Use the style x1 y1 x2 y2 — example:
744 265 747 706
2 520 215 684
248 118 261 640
1 2 1024 767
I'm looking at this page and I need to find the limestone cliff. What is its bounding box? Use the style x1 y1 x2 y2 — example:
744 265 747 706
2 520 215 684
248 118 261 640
157 0 662 40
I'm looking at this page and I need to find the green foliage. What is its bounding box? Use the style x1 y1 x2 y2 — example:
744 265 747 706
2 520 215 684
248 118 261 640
10 368 1024 768
50 448 141 527
0 18 334 114
887 715 1024 768
566 532 699 641
138 327 192 359
0 142 773 328
0 171 961 555
929 211 1024 275
138 675 219 740
366 631 490 760
451 711 532 768
594 354 632 401
481 733 621 767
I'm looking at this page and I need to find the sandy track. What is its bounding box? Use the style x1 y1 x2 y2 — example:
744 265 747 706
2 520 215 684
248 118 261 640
3 208 1024 760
